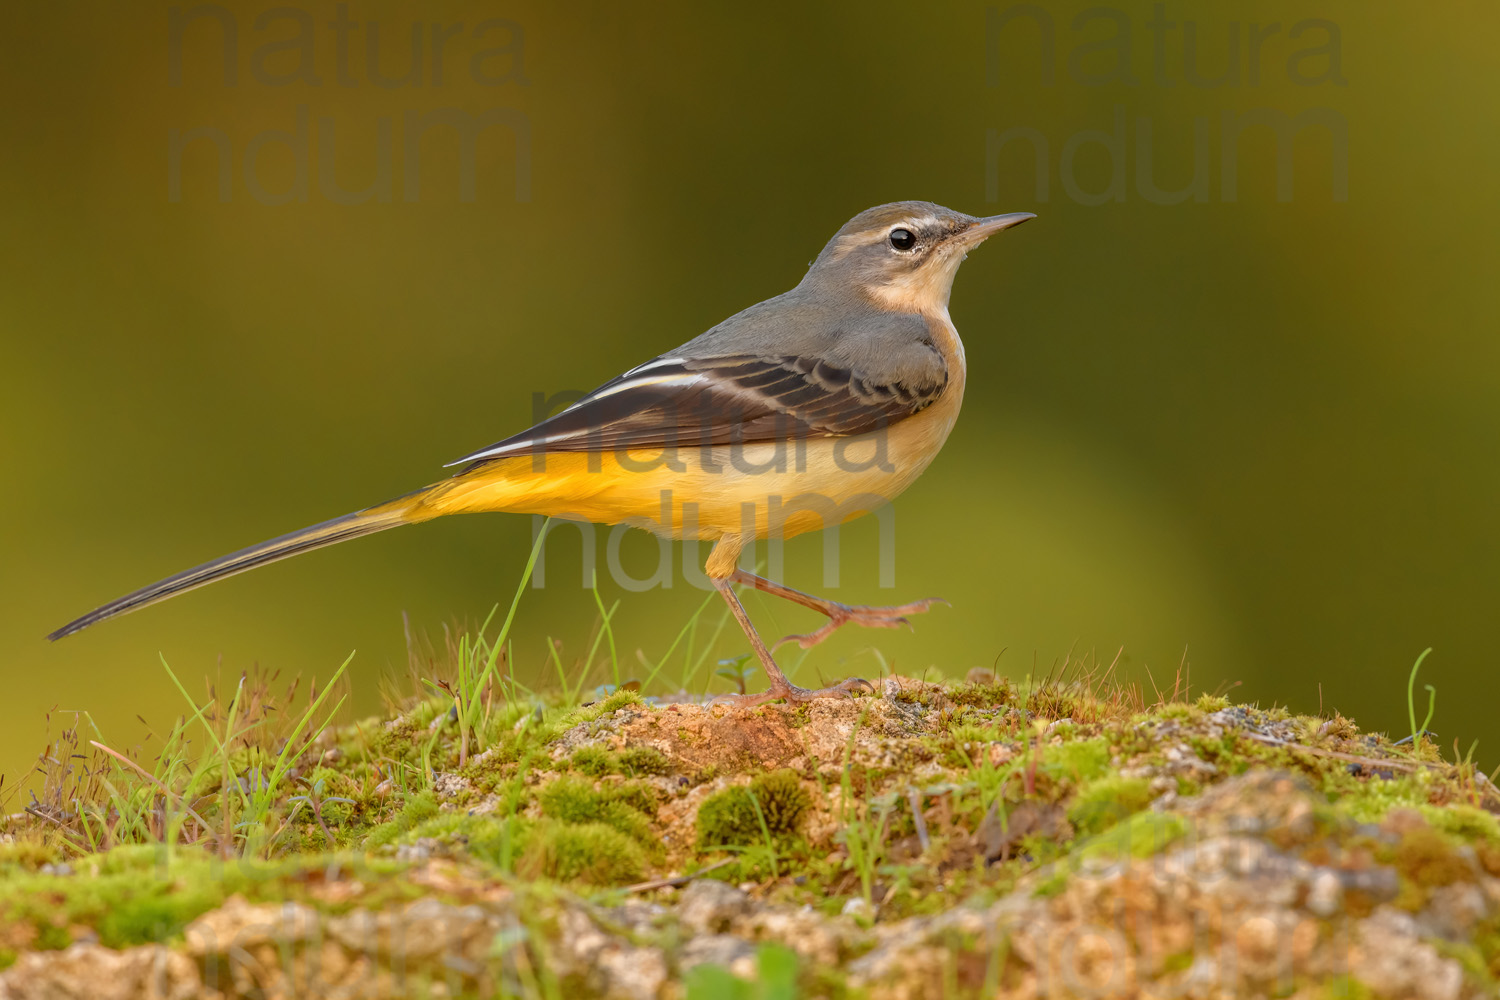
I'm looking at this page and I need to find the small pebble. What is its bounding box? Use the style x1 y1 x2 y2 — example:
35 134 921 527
1306 870 1343 917
841 897 876 920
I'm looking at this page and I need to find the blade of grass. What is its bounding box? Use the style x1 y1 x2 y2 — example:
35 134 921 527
591 585 621 687
745 789 780 880
641 589 719 692
254 651 354 825
581 591 619 687
1406 647 1436 748
89 740 218 851
548 637 585 708
465 520 553 734
684 599 735 694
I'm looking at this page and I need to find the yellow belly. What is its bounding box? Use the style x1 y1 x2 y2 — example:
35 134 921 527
415 387 961 542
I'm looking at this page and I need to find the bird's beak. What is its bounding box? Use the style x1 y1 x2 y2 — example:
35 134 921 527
958 212 1036 246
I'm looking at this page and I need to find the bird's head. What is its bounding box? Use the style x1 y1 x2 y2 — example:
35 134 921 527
804 201 1034 313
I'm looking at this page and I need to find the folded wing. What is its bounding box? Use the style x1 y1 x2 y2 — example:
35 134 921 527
447 349 948 468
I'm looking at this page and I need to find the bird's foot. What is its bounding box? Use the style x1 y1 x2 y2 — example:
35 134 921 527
772 597 948 651
716 675 875 708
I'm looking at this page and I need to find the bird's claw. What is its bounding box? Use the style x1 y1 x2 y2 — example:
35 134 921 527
716 675 875 707
771 597 947 651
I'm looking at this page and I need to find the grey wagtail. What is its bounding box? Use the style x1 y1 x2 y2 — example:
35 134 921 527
49 201 1034 705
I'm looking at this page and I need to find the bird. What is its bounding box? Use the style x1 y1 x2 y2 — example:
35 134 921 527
48 201 1035 705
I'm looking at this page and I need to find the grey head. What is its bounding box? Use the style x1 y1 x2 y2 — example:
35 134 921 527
799 200 1035 313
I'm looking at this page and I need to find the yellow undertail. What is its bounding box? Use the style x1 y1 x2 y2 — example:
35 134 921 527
49 444 903 639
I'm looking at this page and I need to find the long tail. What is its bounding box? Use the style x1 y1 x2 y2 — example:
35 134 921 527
47 490 431 641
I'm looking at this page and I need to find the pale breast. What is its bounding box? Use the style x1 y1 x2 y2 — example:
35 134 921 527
656 308 968 540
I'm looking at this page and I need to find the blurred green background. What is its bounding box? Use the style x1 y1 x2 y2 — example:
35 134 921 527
3 1 1496 783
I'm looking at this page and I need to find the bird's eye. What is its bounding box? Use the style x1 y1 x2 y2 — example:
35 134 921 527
888 228 917 251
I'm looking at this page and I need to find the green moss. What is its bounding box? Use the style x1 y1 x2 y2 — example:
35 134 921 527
617 746 671 776
96 883 227 947
456 735 531 791
1043 737 1112 784
748 771 812 837
0 839 62 872
1195 694 1230 713
1068 776 1156 837
1392 826 1470 889
948 680 1013 708
1433 938 1500 995
305 765 359 796
609 782 657 817
93 843 175 876
559 743 670 779
537 775 609 822
696 770 811 849
569 745 616 777
1049 719 1082 741
400 811 488 843
1424 804 1500 843
0 848 241 949
1324 771 1430 823
315 801 356 830
576 689 642 722
1473 915 1500 986
460 816 530 872
367 701 446 764
34 923 71 951
889 684 936 706
476 690 643 769
1320 976 1377 1000
1077 811 1189 865
363 791 439 847
1031 868 1070 898
684 943 801 999
538 776 657 846
949 721 1001 749
1188 732 1238 768
522 820 645 885
1025 686 1084 721
1034 810 1186 897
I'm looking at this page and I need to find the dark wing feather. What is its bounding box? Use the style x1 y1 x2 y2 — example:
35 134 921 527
446 349 947 468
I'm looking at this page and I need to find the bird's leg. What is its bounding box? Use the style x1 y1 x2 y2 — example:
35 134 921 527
705 537 870 706
710 577 872 706
728 569 947 651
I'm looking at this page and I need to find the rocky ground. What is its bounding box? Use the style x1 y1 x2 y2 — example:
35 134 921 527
1 670 1498 998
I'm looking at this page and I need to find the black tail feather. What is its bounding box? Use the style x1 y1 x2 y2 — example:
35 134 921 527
47 501 415 640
